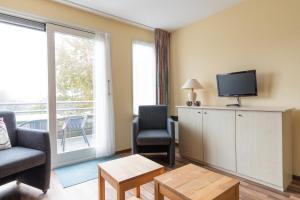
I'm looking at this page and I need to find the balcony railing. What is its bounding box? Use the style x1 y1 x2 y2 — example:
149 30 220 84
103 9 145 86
0 101 94 114
0 101 95 153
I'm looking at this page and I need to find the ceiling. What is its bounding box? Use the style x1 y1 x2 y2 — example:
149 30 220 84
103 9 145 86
55 0 242 31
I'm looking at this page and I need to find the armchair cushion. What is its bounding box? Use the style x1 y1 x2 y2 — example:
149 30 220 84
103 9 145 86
136 129 171 145
0 146 46 179
139 105 167 130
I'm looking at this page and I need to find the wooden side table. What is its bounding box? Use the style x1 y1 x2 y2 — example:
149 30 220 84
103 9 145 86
154 164 239 200
98 154 164 200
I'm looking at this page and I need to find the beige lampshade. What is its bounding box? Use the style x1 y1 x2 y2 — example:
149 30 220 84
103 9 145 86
181 79 203 90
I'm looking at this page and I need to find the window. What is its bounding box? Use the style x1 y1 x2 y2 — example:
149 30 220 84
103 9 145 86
132 41 156 115
0 21 48 130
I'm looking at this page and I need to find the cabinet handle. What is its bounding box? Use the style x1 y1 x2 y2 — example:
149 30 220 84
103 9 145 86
204 112 207 114
198 112 201 114
237 114 243 117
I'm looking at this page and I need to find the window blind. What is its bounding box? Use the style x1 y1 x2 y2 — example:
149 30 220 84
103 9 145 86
0 13 45 31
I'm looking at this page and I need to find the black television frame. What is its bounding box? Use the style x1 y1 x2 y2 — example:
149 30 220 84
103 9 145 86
216 70 257 107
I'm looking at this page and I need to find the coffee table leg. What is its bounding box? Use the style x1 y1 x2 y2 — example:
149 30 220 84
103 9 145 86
99 170 105 200
235 185 239 200
155 181 163 200
136 186 140 198
117 187 125 200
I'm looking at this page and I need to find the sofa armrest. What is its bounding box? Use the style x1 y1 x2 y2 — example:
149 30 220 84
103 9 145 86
167 117 175 139
17 128 50 153
132 117 139 153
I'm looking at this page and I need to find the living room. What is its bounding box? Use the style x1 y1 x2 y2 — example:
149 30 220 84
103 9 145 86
0 0 299 199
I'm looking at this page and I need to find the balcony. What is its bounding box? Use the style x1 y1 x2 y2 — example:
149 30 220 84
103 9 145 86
0 101 95 154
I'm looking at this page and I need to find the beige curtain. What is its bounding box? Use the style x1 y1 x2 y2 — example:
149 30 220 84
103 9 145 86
155 29 170 105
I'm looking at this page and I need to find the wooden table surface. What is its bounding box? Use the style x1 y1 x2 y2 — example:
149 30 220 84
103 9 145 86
99 154 164 183
154 164 240 200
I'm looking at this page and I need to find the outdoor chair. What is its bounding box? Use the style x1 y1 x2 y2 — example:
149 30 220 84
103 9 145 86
61 115 90 152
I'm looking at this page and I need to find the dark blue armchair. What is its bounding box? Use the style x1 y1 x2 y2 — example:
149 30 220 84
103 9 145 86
0 111 51 193
132 105 175 166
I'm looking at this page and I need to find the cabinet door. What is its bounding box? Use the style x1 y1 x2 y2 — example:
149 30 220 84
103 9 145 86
203 109 236 172
236 111 283 186
178 108 203 161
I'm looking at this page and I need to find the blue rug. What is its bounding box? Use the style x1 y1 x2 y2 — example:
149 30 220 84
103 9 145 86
55 155 119 188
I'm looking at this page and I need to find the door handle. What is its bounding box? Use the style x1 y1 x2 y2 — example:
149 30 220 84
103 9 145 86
237 114 243 117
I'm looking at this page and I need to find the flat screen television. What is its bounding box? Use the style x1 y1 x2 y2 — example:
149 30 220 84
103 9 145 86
216 70 257 97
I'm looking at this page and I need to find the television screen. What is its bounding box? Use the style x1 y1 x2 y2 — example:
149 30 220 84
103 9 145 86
217 70 257 97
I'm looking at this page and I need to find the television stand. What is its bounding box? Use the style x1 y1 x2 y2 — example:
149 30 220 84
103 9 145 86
226 97 241 107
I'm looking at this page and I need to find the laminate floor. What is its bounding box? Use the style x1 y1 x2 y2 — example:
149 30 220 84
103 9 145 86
1 148 300 200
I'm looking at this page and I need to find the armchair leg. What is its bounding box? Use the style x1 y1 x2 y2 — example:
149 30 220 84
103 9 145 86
169 143 175 167
132 143 138 154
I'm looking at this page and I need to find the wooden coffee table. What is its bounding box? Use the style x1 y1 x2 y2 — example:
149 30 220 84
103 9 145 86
98 154 165 200
154 164 240 200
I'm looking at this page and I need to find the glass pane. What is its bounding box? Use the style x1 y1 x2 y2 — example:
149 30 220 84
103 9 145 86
132 42 156 115
55 32 95 153
0 22 48 130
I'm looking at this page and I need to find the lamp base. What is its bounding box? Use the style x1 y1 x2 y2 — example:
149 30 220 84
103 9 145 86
188 91 197 102
194 101 201 107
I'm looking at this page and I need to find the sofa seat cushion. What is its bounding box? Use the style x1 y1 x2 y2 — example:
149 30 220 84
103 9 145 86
0 146 46 179
136 130 171 146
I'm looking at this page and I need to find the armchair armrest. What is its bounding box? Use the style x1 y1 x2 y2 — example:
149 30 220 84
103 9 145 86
132 117 139 136
16 127 51 191
167 117 175 139
131 117 139 153
17 128 50 153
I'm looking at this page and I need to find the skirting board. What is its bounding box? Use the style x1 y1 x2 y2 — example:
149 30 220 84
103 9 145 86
116 148 131 154
180 154 287 192
293 175 300 181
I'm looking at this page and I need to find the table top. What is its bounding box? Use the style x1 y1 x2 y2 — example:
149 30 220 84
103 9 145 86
98 154 164 184
154 164 239 200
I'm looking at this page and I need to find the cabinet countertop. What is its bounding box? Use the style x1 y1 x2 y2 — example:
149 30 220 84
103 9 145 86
176 105 294 112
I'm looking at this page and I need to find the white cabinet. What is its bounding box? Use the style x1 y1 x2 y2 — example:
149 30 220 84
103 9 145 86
203 109 236 172
178 108 203 161
177 106 292 191
236 111 285 187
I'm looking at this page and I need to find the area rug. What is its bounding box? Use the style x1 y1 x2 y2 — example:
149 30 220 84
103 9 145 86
55 155 119 188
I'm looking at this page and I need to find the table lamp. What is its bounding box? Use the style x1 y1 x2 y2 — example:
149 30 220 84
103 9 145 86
181 79 203 103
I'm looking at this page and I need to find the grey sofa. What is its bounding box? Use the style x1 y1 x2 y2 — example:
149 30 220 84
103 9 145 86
0 111 51 193
132 105 175 166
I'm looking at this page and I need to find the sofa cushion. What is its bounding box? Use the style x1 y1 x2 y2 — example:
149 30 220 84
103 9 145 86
0 146 46 179
0 112 17 146
136 129 171 145
0 118 11 150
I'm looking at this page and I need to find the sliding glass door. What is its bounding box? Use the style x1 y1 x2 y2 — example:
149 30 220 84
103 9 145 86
47 24 96 167
0 14 112 167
